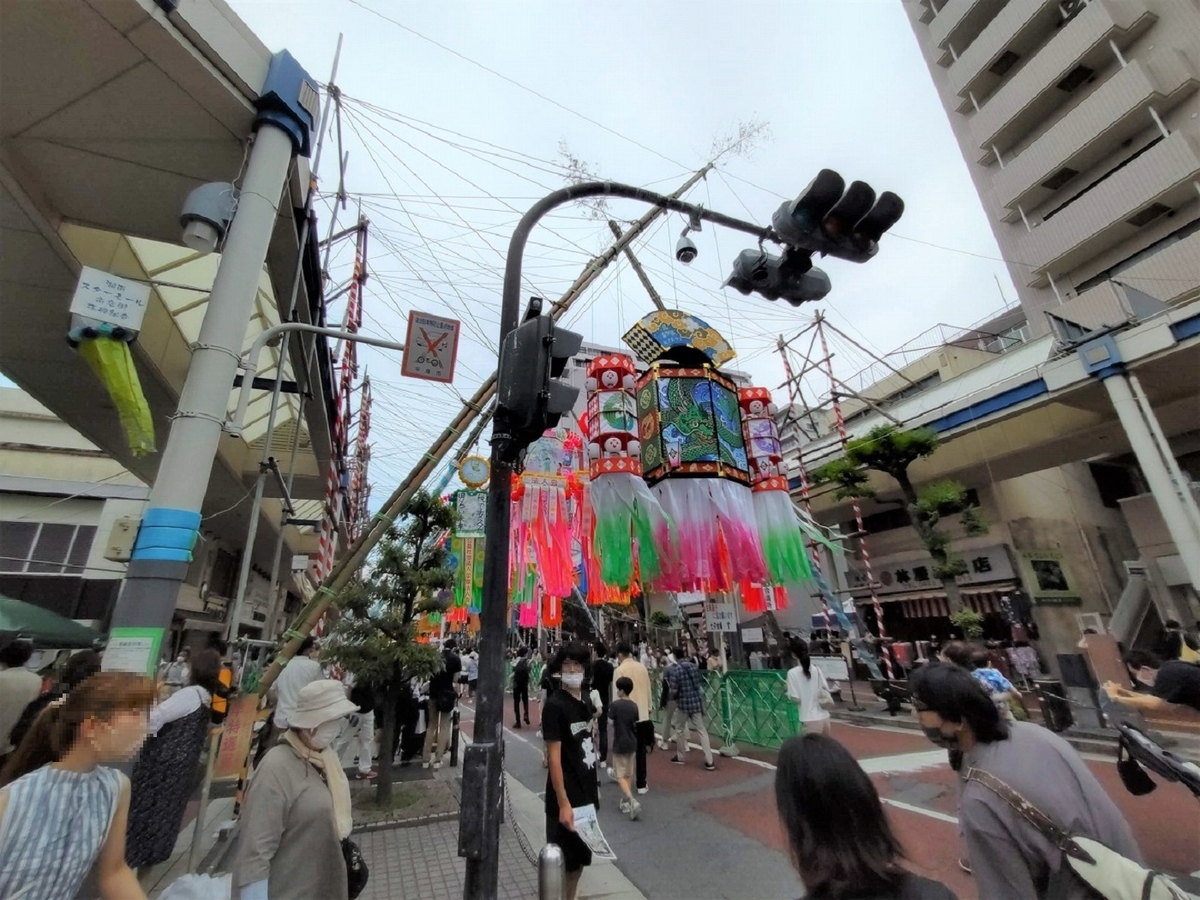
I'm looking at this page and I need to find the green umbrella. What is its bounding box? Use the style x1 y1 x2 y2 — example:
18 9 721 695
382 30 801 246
0 594 102 649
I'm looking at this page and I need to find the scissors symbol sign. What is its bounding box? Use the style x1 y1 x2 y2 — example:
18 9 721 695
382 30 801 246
420 328 449 354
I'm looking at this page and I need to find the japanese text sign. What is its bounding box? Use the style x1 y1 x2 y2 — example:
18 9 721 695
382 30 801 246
704 600 738 632
402 310 461 383
69 266 151 330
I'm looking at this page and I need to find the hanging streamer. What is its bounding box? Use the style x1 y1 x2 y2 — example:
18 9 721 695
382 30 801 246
584 354 675 595
78 337 155 457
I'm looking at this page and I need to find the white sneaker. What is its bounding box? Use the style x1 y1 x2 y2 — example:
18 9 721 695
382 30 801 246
606 767 617 782
628 799 641 821
618 798 631 814
422 761 431 769
433 761 442 770
636 786 649 795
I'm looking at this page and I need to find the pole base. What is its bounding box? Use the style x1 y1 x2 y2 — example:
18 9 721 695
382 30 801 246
847 706 867 713
719 743 740 758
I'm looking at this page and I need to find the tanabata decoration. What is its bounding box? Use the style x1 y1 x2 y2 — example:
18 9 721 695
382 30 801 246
635 358 768 593
450 534 483 614
584 354 675 593
77 334 155 457
511 434 575 600
740 386 812 591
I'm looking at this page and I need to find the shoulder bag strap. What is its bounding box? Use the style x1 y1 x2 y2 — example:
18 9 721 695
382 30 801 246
963 767 1095 864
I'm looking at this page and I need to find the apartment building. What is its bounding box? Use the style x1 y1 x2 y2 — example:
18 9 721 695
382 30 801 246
904 0 1200 334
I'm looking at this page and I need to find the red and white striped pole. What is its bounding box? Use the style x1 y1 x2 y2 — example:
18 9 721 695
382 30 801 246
778 339 834 636
815 317 893 679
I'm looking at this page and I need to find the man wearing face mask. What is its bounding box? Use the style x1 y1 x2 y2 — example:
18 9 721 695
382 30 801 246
235 679 358 900
909 663 1140 899
543 643 599 900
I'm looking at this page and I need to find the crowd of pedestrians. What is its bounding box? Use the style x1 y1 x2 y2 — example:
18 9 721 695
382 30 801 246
0 615 1194 900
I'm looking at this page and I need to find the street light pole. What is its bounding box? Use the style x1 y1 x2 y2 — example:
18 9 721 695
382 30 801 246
462 182 770 899
109 52 318 639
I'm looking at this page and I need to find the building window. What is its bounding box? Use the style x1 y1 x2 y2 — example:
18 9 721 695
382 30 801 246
1088 463 1138 509
0 521 97 574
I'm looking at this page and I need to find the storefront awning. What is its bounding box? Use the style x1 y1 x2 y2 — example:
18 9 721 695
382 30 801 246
856 582 1022 619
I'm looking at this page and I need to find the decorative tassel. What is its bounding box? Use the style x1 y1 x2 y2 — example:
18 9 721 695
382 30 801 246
753 489 814 586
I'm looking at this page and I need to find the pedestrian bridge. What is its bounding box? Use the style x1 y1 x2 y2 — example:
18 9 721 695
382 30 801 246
801 287 1200 509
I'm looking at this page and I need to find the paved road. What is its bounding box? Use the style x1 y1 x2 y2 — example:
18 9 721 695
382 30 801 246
461 695 1200 900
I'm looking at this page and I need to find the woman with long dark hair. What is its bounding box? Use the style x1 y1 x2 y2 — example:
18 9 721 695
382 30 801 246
785 638 833 735
0 671 155 900
775 733 956 899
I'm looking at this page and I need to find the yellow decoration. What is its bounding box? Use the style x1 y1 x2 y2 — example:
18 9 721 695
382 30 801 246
78 337 155 457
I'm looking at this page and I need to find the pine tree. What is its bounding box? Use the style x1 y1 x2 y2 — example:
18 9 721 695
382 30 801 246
811 425 986 614
323 490 456 804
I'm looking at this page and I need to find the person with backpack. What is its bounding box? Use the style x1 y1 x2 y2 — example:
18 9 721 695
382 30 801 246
910 662 1141 899
512 648 532 729
423 640 460 769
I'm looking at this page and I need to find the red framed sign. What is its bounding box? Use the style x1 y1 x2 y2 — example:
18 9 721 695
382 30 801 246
401 310 461 383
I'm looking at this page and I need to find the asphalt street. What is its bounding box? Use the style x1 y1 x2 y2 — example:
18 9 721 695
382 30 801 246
459 694 1200 900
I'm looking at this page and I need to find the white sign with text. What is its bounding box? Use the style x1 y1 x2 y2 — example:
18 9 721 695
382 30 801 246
69 267 151 330
704 600 738 632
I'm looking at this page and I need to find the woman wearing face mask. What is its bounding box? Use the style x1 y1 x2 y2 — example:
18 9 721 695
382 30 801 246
0 671 156 900
234 679 359 900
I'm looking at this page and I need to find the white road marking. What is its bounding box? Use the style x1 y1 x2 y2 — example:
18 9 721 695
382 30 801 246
881 797 959 824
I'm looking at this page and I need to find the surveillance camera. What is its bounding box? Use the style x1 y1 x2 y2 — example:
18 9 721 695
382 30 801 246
182 219 219 255
676 233 698 265
180 182 237 256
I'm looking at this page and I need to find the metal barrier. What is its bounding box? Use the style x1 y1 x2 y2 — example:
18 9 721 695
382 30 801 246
502 661 802 750
650 669 802 750
503 660 546 691
538 844 566 900
449 707 461 767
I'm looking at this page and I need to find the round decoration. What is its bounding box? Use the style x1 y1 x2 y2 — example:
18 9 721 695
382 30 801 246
459 455 491 489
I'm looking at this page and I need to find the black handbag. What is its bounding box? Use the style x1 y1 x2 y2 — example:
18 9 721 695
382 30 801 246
341 837 369 900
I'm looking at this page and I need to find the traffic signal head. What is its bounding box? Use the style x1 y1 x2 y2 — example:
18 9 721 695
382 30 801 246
725 248 831 306
497 311 583 448
772 169 904 263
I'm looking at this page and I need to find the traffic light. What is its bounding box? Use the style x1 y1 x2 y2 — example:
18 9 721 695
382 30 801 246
771 168 904 264
497 309 583 447
724 248 831 306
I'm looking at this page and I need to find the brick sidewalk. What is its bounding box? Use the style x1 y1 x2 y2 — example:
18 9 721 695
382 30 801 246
356 819 540 900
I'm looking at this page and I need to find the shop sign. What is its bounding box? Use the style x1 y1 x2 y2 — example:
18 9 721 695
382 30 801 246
848 544 1016 595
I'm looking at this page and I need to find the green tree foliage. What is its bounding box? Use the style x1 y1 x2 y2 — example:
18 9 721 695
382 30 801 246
811 425 986 613
322 490 457 803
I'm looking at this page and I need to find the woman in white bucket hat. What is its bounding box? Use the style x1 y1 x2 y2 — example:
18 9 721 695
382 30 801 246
234 679 358 900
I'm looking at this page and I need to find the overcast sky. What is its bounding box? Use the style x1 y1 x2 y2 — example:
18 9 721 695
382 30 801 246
228 0 1018 492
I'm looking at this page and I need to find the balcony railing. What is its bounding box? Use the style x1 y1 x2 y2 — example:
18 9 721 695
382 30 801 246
993 49 1198 220
1020 131 1200 284
971 0 1156 161
948 0 1062 109
928 0 1008 65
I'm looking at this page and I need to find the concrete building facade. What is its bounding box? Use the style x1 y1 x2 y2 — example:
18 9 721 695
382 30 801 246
0 386 313 652
903 0 1200 333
